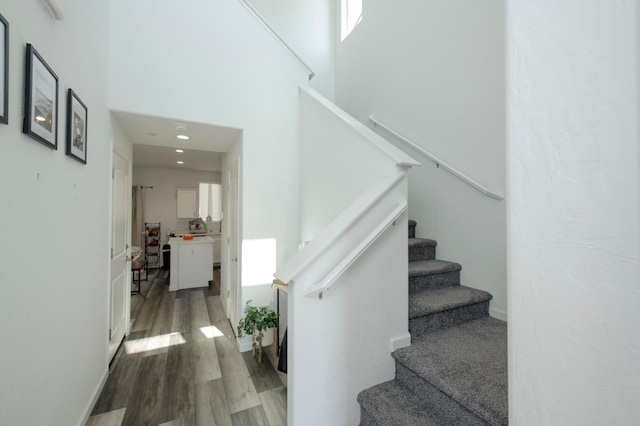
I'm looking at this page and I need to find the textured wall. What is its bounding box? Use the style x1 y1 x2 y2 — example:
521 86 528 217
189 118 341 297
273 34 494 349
508 1 640 423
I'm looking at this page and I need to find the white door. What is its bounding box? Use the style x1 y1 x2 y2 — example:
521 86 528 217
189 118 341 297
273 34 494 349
109 151 130 361
228 158 240 333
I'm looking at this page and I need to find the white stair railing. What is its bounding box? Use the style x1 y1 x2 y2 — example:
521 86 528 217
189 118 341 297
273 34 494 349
274 173 408 299
237 0 315 80
369 115 504 200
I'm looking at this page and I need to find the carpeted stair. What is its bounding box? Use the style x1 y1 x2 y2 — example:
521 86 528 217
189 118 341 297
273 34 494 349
358 220 508 425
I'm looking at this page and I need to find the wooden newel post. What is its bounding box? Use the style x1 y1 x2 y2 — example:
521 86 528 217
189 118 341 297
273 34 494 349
252 326 256 357
273 328 278 359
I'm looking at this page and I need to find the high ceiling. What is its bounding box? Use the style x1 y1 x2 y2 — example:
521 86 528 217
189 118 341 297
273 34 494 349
112 110 242 173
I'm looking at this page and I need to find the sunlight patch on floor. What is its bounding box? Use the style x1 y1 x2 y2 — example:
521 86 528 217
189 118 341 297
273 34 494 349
200 325 225 339
124 332 186 354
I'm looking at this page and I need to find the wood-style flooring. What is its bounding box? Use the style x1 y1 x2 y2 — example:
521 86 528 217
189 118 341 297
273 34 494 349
87 269 286 426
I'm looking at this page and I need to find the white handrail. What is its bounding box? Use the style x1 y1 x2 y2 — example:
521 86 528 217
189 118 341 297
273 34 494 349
368 115 504 200
237 0 315 80
304 201 408 298
274 173 405 284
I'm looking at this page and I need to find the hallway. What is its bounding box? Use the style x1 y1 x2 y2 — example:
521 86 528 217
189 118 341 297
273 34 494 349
87 270 286 425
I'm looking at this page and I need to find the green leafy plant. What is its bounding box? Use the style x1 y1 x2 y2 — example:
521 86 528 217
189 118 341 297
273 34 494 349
238 300 279 363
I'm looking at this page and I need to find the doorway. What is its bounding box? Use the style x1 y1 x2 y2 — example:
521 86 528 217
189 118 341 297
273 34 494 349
227 157 240 333
109 150 130 361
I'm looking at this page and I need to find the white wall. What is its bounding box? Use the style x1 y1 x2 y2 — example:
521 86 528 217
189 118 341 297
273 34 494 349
248 0 336 100
289 213 408 425
110 0 309 337
111 114 133 164
299 88 400 242
287 87 411 424
132 166 220 246
0 1 115 424
334 0 507 318
508 1 640 424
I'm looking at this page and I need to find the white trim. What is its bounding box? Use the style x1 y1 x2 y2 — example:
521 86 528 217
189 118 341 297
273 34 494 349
389 333 412 352
237 0 315 80
303 88 420 168
369 115 504 200
305 201 408 298
76 369 108 426
490 307 508 321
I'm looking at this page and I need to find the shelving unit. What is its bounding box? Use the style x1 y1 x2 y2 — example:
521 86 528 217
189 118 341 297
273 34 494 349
145 222 161 269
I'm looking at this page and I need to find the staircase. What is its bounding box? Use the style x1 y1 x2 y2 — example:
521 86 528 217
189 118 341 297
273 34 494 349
358 220 508 425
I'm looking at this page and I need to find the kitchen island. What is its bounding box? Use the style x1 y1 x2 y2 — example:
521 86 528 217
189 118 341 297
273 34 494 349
168 236 214 291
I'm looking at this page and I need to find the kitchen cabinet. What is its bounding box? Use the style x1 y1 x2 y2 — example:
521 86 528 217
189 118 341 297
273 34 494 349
168 237 214 291
177 188 197 218
212 235 221 265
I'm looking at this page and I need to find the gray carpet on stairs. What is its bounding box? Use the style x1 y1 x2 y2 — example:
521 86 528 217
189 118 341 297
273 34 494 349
409 259 461 291
410 285 493 316
393 317 508 425
409 286 493 337
359 220 507 425
409 238 437 262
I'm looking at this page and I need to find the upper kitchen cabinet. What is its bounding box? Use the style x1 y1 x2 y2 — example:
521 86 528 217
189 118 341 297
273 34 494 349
177 188 198 218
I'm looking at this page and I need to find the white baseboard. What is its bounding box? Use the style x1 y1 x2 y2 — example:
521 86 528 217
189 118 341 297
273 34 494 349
490 307 508 321
389 332 411 352
77 368 108 426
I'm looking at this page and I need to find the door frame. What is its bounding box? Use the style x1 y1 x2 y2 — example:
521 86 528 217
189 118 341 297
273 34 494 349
108 146 132 362
221 154 242 333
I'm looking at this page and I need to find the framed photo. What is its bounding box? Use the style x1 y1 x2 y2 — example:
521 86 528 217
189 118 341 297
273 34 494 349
0 13 8 125
66 89 88 164
23 43 58 149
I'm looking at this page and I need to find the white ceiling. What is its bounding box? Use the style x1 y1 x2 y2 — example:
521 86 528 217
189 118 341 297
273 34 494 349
112 110 242 173
132 143 225 173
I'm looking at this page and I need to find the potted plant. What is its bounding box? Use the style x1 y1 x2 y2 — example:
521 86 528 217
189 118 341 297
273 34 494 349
237 300 279 363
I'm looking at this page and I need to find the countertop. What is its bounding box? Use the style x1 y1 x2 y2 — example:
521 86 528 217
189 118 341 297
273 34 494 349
168 236 215 245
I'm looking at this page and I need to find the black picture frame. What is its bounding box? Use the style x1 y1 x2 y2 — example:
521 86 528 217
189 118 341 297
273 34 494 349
23 43 58 149
0 12 8 125
66 89 88 164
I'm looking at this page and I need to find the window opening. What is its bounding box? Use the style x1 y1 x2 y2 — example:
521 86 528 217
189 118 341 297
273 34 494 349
199 182 222 222
341 0 363 41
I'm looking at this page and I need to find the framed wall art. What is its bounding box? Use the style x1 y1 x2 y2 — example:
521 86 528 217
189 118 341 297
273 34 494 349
23 43 58 149
0 12 8 124
66 89 87 164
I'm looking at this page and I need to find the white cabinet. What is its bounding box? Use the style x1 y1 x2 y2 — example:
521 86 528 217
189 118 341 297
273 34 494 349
168 237 214 291
177 188 197 218
178 243 213 289
212 235 221 265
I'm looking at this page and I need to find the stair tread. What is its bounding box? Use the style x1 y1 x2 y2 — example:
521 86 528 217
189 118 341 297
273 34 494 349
394 317 507 425
409 238 437 248
409 259 461 277
409 286 493 319
358 381 443 426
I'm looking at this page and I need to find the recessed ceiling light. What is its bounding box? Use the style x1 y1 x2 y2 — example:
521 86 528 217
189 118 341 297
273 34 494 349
177 161 184 165
175 149 184 153
176 134 190 140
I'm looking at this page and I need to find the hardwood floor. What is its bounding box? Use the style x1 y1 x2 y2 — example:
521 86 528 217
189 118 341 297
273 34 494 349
87 270 286 426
